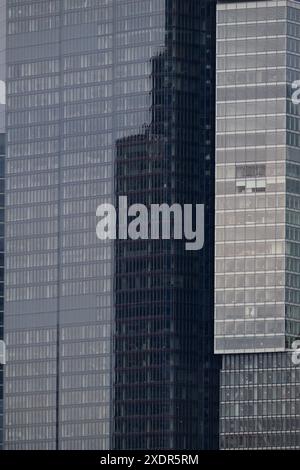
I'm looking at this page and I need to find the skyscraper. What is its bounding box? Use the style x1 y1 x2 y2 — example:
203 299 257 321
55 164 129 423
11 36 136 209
5 0 219 450
0 0 5 451
215 0 300 449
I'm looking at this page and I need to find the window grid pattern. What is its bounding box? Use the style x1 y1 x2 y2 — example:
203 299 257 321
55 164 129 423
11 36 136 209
5 0 220 450
220 353 300 449
113 0 220 450
217 0 300 450
215 0 290 354
0 0 5 451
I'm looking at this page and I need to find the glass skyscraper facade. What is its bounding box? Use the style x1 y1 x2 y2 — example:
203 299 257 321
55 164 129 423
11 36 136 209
216 0 300 449
5 0 219 450
0 0 5 451
220 352 300 448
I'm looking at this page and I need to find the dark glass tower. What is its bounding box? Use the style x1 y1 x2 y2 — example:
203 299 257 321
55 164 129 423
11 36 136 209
0 132 4 451
5 0 219 449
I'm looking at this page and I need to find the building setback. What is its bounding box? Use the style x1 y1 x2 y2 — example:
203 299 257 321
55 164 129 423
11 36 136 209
215 0 300 449
5 0 219 449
